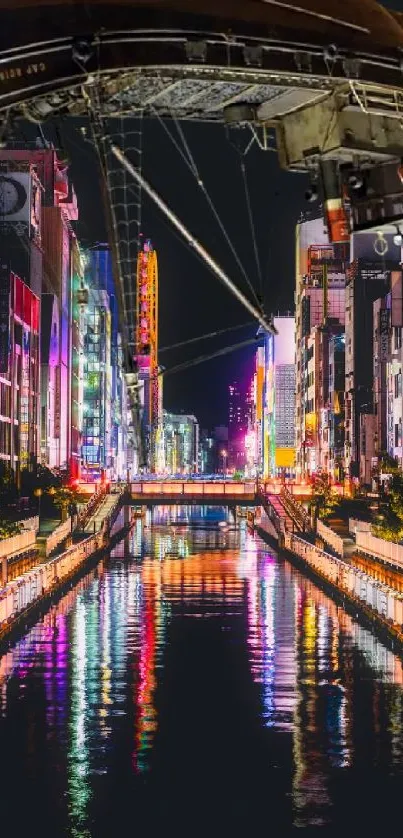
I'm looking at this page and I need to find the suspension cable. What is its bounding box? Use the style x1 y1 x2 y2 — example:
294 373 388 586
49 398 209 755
240 159 264 302
152 102 261 307
160 336 262 378
160 321 254 353
111 143 276 335
85 87 145 465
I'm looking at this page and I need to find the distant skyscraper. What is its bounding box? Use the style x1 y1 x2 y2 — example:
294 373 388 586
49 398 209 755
228 380 249 471
163 412 199 474
264 315 296 478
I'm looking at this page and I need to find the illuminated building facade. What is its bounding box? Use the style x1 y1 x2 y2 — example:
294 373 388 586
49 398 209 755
163 412 199 475
136 240 159 472
385 308 403 470
81 287 112 479
295 215 348 480
263 315 296 478
40 150 80 478
81 246 129 480
0 266 40 483
199 429 215 475
344 232 400 484
327 331 346 481
228 380 250 471
0 150 44 478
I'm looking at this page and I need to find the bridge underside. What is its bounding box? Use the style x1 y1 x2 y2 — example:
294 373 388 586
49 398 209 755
1 1 403 134
129 494 257 506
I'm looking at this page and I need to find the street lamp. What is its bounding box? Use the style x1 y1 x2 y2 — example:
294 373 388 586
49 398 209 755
33 487 42 521
221 449 228 478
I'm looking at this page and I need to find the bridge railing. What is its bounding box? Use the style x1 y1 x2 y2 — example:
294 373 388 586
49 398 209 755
130 481 256 496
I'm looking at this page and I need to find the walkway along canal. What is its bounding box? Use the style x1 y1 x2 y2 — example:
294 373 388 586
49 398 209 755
0 491 129 641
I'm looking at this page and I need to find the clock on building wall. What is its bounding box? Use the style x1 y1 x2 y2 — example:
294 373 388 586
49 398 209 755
0 173 31 227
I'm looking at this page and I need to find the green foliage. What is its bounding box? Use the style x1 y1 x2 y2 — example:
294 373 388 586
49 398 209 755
21 464 60 496
48 487 81 521
310 474 338 522
0 464 17 502
233 470 243 481
378 451 400 475
0 520 22 540
373 470 403 542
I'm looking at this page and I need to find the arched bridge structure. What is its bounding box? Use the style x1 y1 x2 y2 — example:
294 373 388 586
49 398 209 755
2 1 403 243
2 1 403 132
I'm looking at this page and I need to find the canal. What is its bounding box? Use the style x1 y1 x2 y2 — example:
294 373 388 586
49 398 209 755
1 506 403 836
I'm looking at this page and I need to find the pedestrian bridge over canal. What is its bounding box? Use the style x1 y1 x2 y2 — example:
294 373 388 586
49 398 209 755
129 480 259 505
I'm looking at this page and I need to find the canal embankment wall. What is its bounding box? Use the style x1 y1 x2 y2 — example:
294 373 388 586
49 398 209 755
0 493 130 644
254 511 403 652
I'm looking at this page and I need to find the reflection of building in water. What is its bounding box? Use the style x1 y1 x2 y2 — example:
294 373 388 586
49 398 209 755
242 542 297 731
134 565 162 773
289 562 403 829
293 588 334 828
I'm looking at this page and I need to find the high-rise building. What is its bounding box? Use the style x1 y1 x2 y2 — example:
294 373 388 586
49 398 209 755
244 347 265 478
81 286 112 480
344 232 400 484
0 150 44 481
327 330 346 481
295 215 348 480
228 380 250 471
264 315 296 478
0 265 40 484
163 412 199 475
199 429 215 475
81 245 129 481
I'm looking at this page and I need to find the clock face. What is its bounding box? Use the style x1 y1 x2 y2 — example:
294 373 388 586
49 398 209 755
0 176 27 216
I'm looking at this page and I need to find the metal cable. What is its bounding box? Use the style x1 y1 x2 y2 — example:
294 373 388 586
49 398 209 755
240 159 264 304
160 336 262 379
160 321 254 353
152 101 261 307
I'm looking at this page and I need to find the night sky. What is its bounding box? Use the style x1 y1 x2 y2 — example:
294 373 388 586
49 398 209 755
57 118 307 428
37 0 403 429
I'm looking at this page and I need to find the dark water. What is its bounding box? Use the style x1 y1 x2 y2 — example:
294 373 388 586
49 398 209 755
1 506 403 837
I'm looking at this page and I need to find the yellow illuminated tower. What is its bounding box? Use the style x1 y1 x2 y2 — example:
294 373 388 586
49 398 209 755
136 239 159 471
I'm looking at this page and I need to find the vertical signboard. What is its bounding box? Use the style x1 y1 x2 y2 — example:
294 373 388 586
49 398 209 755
0 262 10 374
54 366 61 439
379 309 389 362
